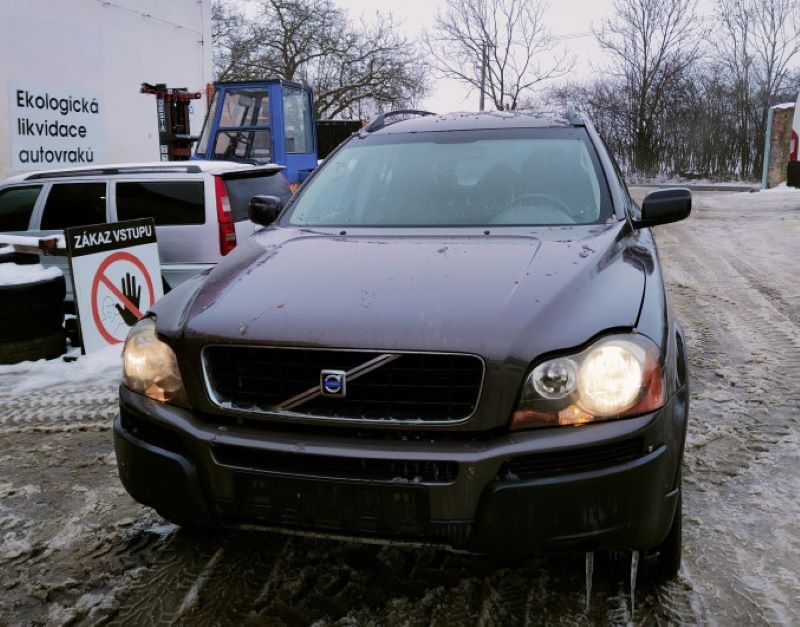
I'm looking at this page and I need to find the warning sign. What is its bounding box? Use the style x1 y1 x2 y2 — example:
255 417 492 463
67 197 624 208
66 219 163 353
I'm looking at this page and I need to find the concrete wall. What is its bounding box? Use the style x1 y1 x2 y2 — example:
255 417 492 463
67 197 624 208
0 0 213 180
765 104 795 188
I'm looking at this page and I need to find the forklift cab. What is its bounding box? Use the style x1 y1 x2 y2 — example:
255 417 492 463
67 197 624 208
194 80 317 185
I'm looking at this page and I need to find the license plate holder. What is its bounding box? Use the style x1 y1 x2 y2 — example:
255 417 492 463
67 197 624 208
239 474 429 536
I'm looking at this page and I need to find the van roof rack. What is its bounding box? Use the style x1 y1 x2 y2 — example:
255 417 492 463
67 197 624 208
24 164 204 180
362 109 436 133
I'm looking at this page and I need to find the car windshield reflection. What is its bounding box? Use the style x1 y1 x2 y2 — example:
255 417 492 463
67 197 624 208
287 132 612 227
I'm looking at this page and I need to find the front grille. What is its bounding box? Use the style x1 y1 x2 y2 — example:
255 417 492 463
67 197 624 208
498 438 644 479
203 347 483 422
213 444 459 483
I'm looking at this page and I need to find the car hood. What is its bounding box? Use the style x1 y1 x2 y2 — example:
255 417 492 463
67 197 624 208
168 224 645 362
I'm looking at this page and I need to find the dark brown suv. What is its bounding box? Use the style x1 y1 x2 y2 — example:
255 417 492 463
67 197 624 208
115 110 691 581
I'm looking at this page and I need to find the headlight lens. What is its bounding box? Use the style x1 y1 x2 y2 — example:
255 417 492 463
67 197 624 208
512 334 664 430
122 317 188 407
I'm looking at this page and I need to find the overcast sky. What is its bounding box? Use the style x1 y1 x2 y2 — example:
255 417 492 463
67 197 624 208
333 0 618 111
329 0 721 112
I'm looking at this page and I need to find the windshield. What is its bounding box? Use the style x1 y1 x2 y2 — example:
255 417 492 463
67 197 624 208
285 128 612 227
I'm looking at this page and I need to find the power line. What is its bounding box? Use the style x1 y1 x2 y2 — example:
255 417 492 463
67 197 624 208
94 0 204 37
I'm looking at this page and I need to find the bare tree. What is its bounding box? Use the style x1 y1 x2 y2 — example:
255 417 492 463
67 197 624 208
425 0 573 111
716 0 800 177
212 0 428 119
595 0 705 175
213 1 255 82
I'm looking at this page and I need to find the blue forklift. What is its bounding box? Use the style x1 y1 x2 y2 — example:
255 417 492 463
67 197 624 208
193 79 361 186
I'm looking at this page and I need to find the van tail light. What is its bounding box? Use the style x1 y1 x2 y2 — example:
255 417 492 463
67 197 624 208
214 176 236 256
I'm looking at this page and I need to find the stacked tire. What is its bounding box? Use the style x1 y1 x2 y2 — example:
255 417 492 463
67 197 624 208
0 259 66 364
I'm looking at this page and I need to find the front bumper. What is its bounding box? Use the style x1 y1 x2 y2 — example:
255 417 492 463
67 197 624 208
114 385 687 556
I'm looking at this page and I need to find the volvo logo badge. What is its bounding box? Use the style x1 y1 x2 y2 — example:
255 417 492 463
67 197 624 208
320 369 346 397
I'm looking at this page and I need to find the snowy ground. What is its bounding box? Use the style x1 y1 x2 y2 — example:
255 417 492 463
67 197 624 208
0 187 798 625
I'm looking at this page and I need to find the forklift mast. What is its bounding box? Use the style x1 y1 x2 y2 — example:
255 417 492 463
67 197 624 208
193 80 318 185
140 83 202 161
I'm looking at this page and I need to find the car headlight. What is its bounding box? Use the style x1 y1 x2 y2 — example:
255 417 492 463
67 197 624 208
122 317 189 407
512 334 665 430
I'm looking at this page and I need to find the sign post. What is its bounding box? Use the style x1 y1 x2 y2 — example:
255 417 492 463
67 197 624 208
65 218 163 353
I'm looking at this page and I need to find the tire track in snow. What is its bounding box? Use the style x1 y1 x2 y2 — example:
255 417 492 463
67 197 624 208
655 190 800 625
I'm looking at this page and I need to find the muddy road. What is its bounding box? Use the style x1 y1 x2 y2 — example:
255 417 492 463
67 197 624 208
1 187 798 625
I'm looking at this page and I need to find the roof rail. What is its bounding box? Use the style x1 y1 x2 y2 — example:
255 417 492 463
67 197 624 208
565 102 583 125
363 109 436 133
23 164 204 180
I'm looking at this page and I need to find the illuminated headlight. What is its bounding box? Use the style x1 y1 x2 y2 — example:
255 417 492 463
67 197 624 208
512 334 664 429
122 317 188 407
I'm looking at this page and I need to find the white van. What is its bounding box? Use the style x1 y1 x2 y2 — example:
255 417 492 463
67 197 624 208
0 161 292 296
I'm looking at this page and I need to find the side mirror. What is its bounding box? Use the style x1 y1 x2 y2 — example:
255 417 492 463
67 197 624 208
634 188 691 228
248 195 283 226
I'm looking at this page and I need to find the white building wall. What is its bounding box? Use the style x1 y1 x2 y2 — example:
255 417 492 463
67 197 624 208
0 0 213 179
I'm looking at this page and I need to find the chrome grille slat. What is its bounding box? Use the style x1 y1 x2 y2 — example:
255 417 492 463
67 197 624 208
202 346 484 423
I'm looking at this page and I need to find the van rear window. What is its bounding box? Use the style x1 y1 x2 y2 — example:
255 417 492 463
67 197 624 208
116 181 204 225
224 174 291 222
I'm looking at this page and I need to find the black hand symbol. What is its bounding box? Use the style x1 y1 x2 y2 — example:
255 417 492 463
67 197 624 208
115 272 141 327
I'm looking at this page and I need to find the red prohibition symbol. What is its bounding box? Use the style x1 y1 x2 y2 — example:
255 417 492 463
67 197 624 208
90 251 155 344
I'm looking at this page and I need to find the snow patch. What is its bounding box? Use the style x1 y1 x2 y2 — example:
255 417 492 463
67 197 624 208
0 262 62 286
761 182 800 193
0 482 41 499
0 514 25 532
0 344 122 395
0 233 65 248
46 488 101 552
0 531 32 561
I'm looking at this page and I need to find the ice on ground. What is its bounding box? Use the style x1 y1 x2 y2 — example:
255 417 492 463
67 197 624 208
0 262 62 286
0 344 122 395
699 188 800 211
629 176 757 187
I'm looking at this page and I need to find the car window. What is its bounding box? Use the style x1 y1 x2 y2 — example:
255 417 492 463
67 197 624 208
116 181 204 225
207 88 272 164
283 87 314 154
212 129 271 164
0 185 42 231
224 173 292 222
287 129 611 227
195 90 218 158
40 182 106 230
220 89 269 127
